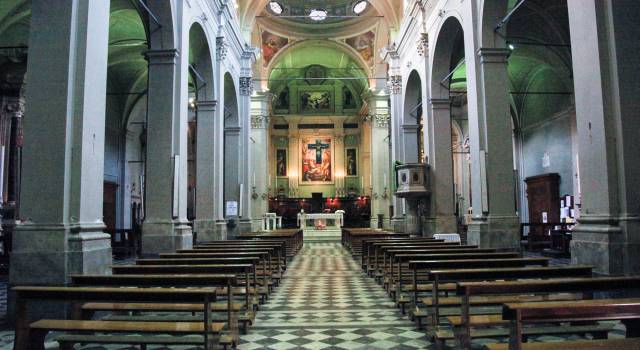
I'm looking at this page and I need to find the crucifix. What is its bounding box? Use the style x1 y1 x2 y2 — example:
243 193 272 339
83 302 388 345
308 139 330 164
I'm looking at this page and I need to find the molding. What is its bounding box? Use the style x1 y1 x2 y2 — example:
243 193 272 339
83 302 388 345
477 47 510 64
144 49 179 65
216 37 228 61
239 77 253 96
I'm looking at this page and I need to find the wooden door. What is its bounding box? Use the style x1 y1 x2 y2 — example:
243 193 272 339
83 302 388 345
103 182 118 232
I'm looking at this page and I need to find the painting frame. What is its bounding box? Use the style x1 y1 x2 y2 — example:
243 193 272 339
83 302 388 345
298 86 334 114
345 148 358 176
276 148 287 177
300 137 334 185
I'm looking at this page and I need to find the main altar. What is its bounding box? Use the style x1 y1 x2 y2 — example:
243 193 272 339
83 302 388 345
297 210 345 241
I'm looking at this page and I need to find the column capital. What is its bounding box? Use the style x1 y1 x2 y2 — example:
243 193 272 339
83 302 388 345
196 100 217 112
144 49 179 65
216 37 228 61
239 77 253 96
251 115 269 129
388 75 402 95
477 47 510 64
428 98 450 110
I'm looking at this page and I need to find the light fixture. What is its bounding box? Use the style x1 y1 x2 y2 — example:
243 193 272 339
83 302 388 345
269 1 283 15
309 8 328 21
508 43 515 50
353 1 368 15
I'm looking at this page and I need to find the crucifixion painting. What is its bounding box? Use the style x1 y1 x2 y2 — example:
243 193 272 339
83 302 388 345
302 138 332 182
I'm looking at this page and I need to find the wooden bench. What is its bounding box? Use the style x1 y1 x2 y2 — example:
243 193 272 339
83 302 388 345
393 257 547 320
141 255 276 291
365 241 464 275
484 338 640 350
417 265 594 333
13 286 226 350
192 242 287 271
360 238 446 270
70 274 253 334
497 298 640 350
450 277 640 349
112 264 258 307
236 229 303 258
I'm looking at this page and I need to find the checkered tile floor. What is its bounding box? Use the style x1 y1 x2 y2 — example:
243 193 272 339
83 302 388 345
237 242 433 349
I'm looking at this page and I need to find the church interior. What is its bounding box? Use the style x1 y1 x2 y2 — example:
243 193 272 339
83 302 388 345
0 0 639 349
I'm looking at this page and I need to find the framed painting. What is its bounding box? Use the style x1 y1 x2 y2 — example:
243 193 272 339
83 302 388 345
276 149 287 177
301 137 333 183
300 91 333 113
345 148 358 176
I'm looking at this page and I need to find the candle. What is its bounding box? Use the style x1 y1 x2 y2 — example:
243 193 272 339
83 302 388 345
383 173 387 186
269 175 272 188
370 174 372 186
239 183 244 217
253 172 256 186
402 199 406 215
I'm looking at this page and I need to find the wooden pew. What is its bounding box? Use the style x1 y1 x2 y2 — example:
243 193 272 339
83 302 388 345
495 298 640 350
417 265 594 335
70 274 252 335
390 257 548 316
163 251 278 290
236 229 303 258
360 238 446 271
112 264 257 307
341 228 410 256
381 248 499 288
451 277 640 349
364 241 460 275
371 242 480 278
485 338 640 350
192 242 287 271
13 286 226 350
160 251 281 291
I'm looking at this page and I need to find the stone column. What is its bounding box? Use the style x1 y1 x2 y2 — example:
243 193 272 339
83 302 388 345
568 0 640 275
238 69 253 233
10 0 112 295
193 100 218 241
369 94 392 229
466 48 519 249
250 93 270 231
141 48 192 253
425 98 457 234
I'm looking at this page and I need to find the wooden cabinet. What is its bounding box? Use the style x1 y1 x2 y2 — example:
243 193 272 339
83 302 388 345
525 173 560 224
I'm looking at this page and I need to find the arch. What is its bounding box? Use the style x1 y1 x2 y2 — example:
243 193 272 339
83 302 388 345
430 16 465 100
223 72 239 127
146 0 176 50
403 70 422 125
188 21 215 102
480 0 510 47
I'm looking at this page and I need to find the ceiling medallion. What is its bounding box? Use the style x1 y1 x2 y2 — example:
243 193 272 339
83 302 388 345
305 65 327 85
309 9 328 21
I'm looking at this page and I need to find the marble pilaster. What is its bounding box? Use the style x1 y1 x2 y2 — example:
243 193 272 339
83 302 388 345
9 0 112 320
141 48 192 253
568 0 640 275
467 48 519 250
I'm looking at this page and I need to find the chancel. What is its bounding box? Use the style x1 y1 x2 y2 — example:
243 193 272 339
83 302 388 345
0 0 639 349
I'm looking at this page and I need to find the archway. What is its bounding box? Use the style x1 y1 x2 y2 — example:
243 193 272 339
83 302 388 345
223 72 240 236
426 15 467 235
403 70 423 163
187 22 214 224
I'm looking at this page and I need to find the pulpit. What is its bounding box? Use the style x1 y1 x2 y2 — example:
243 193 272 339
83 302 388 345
395 163 430 198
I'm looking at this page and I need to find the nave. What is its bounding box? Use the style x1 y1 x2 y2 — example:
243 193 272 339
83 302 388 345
238 243 431 349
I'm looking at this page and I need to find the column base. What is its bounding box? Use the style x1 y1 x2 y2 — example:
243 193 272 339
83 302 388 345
141 220 193 255
193 219 228 242
467 215 519 250
571 215 640 275
422 215 458 237
238 219 253 234
8 224 112 324
391 216 406 233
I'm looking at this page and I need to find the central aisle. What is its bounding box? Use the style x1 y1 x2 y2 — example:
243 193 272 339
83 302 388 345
239 242 432 349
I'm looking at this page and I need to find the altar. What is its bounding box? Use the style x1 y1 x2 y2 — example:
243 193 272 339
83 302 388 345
297 210 344 241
